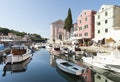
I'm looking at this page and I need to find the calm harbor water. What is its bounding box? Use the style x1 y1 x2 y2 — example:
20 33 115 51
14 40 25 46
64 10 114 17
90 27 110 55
0 49 120 82
0 49 83 82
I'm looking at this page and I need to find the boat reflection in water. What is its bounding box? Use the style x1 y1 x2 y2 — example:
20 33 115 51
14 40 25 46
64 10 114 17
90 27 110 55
94 71 120 82
50 55 85 82
2 57 32 77
56 67 85 82
50 53 120 82
103 71 120 82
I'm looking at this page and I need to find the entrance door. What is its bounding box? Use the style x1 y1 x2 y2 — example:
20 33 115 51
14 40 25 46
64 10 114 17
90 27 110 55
59 34 62 40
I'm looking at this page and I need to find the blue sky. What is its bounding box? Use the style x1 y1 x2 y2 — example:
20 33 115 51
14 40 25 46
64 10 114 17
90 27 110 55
0 0 119 38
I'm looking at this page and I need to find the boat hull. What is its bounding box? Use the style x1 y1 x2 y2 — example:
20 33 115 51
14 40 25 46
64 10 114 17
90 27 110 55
6 53 32 64
56 59 84 76
82 57 109 73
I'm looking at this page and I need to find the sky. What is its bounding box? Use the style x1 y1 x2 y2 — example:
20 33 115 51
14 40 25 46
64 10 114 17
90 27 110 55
0 0 119 38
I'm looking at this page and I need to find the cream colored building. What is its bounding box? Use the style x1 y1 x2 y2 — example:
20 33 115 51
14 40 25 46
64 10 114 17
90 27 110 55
50 20 69 44
94 5 120 42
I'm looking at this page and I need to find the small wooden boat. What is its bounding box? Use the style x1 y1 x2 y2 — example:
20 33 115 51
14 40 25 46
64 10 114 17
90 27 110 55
56 59 85 76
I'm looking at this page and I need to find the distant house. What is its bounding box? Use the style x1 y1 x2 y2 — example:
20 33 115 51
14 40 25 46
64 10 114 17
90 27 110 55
22 35 31 42
0 33 23 42
0 33 13 42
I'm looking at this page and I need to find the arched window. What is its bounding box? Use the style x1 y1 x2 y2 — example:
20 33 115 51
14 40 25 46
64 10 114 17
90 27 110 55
59 34 62 40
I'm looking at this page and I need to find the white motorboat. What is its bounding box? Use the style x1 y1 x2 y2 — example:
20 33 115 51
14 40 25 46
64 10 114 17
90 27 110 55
82 48 120 73
56 59 84 76
45 45 52 51
106 65 120 73
5 44 32 64
82 57 109 73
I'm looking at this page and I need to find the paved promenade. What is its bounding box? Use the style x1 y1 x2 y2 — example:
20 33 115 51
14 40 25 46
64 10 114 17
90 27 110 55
80 46 114 53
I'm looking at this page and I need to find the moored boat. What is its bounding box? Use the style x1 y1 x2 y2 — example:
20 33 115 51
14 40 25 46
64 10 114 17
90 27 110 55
5 44 32 64
2 57 32 76
50 46 61 55
56 59 85 76
82 48 120 73
56 67 84 82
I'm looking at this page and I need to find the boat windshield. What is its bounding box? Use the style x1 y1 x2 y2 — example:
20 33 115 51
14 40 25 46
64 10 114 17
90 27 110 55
61 62 72 67
72 67 78 70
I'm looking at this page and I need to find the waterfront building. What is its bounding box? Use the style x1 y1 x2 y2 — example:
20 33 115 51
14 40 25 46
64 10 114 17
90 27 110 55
76 10 96 46
69 23 78 44
50 20 69 44
70 23 77 39
94 5 120 42
71 23 78 40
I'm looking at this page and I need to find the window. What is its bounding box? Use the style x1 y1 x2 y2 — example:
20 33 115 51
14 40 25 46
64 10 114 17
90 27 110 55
80 20 82 23
105 29 108 33
98 15 100 19
84 32 88 36
86 25 88 28
98 30 100 34
102 8 104 10
74 34 78 37
81 15 82 17
84 12 86 15
75 27 78 31
59 34 62 40
79 27 82 30
84 76 87 80
105 20 108 24
79 34 82 37
85 17 87 21
97 22 101 25
84 25 88 29
76 28 78 31
105 12 108 16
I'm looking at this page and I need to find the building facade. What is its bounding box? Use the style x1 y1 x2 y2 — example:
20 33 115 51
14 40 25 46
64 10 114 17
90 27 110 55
76 10 96 45
94 5 120 42
70 23 77 39
50 20 69 44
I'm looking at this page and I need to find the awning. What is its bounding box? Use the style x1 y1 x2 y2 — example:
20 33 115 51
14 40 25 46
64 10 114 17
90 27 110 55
71 37 82 40
92 37 103 42
1 39 13 42
106 37 115 43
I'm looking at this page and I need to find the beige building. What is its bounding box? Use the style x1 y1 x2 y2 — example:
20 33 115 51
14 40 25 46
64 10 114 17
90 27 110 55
94 5 120 42
50 20 69 44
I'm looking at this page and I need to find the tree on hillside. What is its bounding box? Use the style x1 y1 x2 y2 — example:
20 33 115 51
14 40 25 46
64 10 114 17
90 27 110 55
63 8 73 32
0 27 10 35
10 30 26 37
0 27 46 42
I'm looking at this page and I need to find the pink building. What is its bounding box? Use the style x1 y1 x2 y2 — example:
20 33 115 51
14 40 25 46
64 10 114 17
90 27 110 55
77 10 96 45
50 20 69 44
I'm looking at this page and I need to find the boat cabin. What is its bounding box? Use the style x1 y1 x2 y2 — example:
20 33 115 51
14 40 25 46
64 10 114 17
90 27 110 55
11 45 27 55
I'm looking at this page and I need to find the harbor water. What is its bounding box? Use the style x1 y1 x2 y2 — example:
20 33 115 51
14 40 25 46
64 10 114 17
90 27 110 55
0 49 119 82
